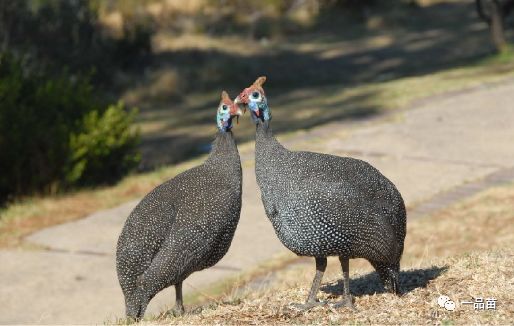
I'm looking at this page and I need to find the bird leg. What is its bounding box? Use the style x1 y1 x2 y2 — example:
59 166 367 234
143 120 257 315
332 257 355 309
385 265 401 295
167 282 185 317
290 257 327 311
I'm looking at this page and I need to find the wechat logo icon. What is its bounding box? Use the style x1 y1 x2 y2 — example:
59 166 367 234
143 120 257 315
437 295 456 311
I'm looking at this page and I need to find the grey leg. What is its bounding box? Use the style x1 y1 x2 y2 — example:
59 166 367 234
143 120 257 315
175 282 185 313
332 257 355 309
168 282 185 317
387 264 401 295
291 257 327 311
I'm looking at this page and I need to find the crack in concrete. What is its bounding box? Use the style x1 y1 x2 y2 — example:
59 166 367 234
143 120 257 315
409 166 514 219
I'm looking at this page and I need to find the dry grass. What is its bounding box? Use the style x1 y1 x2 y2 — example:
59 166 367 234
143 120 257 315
403 184 514 264
144 251 513 325
137 182 514 325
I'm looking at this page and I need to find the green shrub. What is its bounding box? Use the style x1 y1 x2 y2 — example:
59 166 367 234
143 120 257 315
68 102 140 186
0 53 140 203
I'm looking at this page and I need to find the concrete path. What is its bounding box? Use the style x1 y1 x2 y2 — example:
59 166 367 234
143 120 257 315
1 81 514 324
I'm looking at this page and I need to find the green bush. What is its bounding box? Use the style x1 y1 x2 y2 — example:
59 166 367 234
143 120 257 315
0 53 140 203
68 102 140 186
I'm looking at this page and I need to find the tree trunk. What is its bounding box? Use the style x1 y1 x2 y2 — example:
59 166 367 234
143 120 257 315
476 0 492 24
503 0 514 17
490 0 507 52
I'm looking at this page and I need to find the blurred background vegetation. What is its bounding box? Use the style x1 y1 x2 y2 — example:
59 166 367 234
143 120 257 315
1 0 513 205
0 0 149 203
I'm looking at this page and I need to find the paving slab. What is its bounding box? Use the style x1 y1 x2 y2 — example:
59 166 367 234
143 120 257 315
26 200 139 255
326 81 514 168
2 80 514 324
0 249 246 324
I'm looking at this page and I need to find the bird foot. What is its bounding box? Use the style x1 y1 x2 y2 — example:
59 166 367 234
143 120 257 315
125 316 139 324
385 283 401 295
290 301 326 311
331 295 355 310
166 306 185 317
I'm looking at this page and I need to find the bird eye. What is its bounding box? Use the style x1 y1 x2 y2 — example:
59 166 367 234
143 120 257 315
252 92 260 99
222 105 228 111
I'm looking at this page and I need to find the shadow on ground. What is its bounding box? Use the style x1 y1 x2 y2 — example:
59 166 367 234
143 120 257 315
125 1 513 168
321 266 448 296
146 2 503 94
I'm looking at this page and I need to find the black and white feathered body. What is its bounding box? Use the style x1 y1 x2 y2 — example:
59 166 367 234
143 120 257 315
116 93 242 319
236 77 406 308
256 121 405 267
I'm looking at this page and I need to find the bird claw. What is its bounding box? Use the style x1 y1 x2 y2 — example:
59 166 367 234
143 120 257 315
166 306 185 317
125 316 139 324
290 301 326 311
331 296 355 310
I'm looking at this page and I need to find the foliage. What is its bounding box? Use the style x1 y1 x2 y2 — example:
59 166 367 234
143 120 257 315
0 53 140 203
68 102 141 186
0 0 148 203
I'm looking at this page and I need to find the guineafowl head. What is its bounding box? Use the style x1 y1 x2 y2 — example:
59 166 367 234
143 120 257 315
217 90 243 132
235 76 270 124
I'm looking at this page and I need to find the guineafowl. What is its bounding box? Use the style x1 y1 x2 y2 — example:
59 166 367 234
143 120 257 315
235 77 406 310
116 91 243 319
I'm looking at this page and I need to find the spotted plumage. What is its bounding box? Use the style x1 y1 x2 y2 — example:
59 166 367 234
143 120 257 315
116 91 243 319
235 77 406 308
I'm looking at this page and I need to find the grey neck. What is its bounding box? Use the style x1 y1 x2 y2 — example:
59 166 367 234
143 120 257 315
255 120 287 154
205 131 241 168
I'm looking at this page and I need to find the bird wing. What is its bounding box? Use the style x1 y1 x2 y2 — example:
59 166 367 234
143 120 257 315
137 224 220 292
290 150 387 186
279 178 368 217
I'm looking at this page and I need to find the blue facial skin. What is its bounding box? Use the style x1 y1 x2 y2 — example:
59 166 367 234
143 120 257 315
217 107 233 132
249 95 271 124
